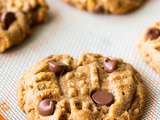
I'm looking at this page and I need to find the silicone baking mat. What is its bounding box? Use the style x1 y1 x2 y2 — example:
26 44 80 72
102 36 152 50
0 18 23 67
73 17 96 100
0 0 160 119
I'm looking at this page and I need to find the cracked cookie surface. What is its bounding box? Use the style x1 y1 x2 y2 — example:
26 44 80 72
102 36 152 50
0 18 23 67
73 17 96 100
18 53 145 120
138 21 160 74
0 0 48 53
64 0 145 14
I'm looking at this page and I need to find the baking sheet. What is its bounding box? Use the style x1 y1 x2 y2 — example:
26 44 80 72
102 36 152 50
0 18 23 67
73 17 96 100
0 0 160 119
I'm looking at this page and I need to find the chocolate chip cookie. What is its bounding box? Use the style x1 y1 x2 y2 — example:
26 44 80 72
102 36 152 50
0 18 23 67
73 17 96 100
18 53 145 120
0 0 48 53
8 0 49 25
64 0 145 14
138 21 160 74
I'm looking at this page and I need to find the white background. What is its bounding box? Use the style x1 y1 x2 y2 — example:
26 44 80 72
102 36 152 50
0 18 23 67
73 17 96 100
0 0 160 119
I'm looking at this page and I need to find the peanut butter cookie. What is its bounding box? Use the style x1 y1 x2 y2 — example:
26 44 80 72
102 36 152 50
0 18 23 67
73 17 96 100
0 0 48 53
64 0 145 14
138 21 160 74
18 53 145 120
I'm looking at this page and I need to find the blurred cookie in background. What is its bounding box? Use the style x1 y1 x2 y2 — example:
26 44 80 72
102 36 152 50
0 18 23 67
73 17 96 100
138 21 160 74
0 0 48 53
64 0 145 14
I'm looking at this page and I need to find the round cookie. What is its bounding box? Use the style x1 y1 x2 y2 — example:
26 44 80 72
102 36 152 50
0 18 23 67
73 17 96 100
138 21 160 74
18 53 146 120
7 0 49 25
0 0 48 53
64 0 145 14
0 11 30 53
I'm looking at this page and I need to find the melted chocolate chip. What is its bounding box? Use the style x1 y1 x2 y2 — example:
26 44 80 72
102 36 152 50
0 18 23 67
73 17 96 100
38 99 56 116
1 12 16 29
104 58 118 73
48 61 69 76
146 28 160 40
91 90 114 106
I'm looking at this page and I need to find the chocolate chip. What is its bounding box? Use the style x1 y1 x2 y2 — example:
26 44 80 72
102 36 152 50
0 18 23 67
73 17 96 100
146 28 160 40
94 5 104 13
48 61 69 76
91 90 114 106
38 99 56 116
104 58 118 73
1 12 16 29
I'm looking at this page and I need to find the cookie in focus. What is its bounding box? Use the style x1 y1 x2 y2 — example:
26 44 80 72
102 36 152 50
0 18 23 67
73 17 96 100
18 53 146 120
